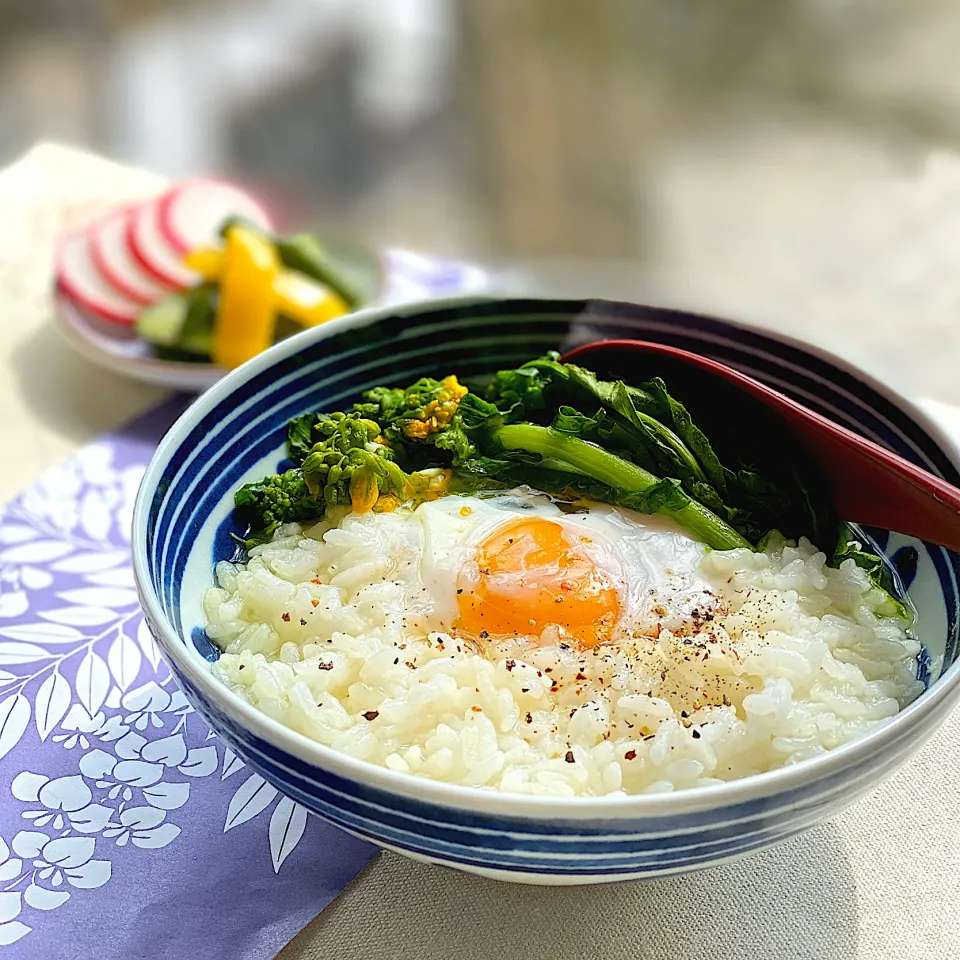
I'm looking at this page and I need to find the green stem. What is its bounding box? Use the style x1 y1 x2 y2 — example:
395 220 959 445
493 424 750 551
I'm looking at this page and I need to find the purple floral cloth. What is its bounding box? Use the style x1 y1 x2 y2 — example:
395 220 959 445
0 398 377 959
0 250 490 958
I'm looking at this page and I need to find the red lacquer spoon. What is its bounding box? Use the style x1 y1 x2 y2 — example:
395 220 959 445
565 339 960 552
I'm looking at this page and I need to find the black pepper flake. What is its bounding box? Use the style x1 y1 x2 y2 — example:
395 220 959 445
692 729 702 739
318 661 334 671
525 712 533 724
393 657 400 665
238 665 245 671
362 711 379 721
479 631 489 639
564 750 575 763
300 618 307 626
281 613 291 622
624 749 637 761
456 588 463 594
506 660 516 672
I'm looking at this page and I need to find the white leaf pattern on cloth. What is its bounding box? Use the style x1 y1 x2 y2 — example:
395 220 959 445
84 568 136 589
42 606 120 626
221 748 244 780
0 542 74 565
135 619 162 670
0 525 39 544
34 672 70 741
224 774 279 831
75 651 110 716
79 491 113 543
0 623 83 643
0 921 31 945
58 588 139 608
269 798 308 873
180 746 217 777
0 641 48 664
0 694 29 760
107 632 142 691
24 884 69 911
50 552 127 574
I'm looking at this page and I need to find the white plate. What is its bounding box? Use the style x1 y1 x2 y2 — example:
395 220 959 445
53 248 492 393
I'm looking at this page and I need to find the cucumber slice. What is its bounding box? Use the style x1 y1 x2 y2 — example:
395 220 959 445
136 293 190 347
177 284 217 356
136 284 217 356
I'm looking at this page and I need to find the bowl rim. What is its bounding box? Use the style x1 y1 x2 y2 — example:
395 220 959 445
132 293 960 821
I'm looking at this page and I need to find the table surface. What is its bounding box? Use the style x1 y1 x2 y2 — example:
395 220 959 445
5 143 960 960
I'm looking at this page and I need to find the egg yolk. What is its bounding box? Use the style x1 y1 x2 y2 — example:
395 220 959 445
456 517 621 648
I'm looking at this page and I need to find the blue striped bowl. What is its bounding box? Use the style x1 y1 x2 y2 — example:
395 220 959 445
132 297 960 884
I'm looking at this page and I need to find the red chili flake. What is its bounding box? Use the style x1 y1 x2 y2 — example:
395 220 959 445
575 672 587 681
564 750 575 763
471 705 483 713
318 661 334 671
624 749 637 761
560 581 573 592
281 613 291 622
362 711 379 721
311 579 322 585
311 599 320 608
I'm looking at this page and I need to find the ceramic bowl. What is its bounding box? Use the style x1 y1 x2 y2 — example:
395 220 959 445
132 296 960 884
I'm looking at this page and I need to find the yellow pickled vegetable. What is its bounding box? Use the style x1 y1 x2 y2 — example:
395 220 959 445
185 246 348 328
183 247 224 280
273 271 349 326
211 227 279 369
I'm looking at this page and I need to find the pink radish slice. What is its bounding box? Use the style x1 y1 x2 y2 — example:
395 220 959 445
158 179 272 255
127 199 199 289
90 208 175 305
56 232 141 326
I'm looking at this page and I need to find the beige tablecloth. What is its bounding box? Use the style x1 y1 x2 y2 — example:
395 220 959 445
5 144 960 960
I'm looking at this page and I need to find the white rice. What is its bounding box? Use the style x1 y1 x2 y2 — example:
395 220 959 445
204 505 923 797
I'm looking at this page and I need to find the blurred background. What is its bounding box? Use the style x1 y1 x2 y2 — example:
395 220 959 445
5 0 960 395
4 0 958 258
